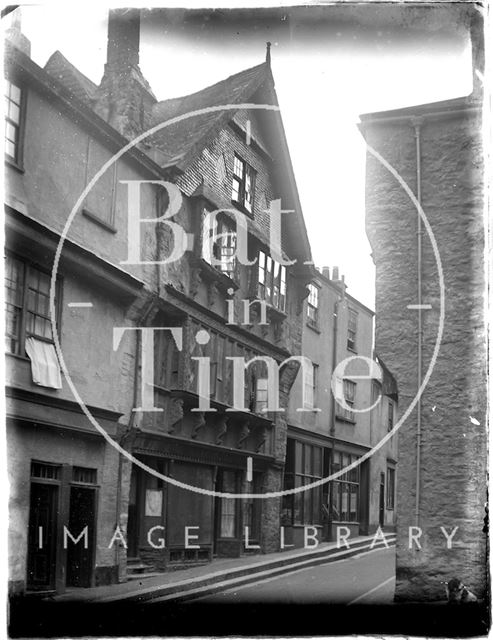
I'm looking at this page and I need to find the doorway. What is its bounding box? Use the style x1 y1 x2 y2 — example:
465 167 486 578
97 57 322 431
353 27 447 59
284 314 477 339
27 483 58 591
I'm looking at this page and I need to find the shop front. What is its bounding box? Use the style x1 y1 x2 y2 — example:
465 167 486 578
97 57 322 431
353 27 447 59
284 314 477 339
128 432 269 571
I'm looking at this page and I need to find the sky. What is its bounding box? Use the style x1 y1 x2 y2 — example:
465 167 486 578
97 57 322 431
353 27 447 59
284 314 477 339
11 3 472 309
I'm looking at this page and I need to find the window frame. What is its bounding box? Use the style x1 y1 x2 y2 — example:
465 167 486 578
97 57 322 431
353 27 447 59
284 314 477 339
386 467 395 510
387 400 394 432
4 78 26 170
5 252 62 357
231 153 256 215
257 250 286 312
306 283 319 327
347 308 358 351
330 451 361 523
201 211 237 279
336 379 356 423
282 439 323 526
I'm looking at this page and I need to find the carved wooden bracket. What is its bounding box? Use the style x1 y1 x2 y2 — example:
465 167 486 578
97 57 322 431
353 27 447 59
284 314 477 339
274 320 286 344
168 397 184 434
190 411 206 439
189 267 202 299
237 419 251 449
255 426 267 453
207 281 219 307
215 415 229 445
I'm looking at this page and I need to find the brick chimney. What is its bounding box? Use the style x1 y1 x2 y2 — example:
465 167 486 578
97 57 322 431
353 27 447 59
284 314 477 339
95 9 156 140
5 8 31 57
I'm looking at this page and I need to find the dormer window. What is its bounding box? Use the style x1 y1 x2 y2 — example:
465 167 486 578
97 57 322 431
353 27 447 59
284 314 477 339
231 154 255 214
258 250 286 312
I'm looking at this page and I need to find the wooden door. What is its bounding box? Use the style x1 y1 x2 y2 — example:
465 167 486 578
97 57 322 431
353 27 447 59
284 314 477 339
27 483 58 590
66 486 96 587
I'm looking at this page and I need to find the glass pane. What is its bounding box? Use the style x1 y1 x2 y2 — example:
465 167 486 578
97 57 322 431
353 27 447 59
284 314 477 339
295 442 303 472
10 83 21 104
9 102 20 124
304 444 312 474
5 140 16 158
350 484 358 521
341 483 349 520
5 121 16 142
303 482 312 524
313 447 322 476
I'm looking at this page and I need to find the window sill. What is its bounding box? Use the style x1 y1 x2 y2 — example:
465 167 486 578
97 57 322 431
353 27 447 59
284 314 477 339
5 351 30 362
82 209 117 234
5 155 24 173
250 298 287 322
335 414 356 425
306 320 321 334
230 199 254 219
193 256 240 292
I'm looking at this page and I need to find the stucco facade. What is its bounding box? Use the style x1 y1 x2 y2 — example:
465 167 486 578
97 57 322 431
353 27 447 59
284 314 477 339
5 10 314 594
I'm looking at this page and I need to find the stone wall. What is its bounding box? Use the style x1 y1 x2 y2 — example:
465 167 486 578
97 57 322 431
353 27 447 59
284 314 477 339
361 102 487 600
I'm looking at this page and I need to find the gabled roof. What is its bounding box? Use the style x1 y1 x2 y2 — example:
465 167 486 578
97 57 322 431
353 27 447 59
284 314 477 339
44 50 97 106
150 62 271 168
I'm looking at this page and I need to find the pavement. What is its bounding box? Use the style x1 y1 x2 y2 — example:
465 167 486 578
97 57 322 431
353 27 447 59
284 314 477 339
50 532 396 604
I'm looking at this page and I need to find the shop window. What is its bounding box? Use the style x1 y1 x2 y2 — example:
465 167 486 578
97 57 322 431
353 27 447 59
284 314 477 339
258 250 286 312
347 308 358 351
330 452 360 523
386 467 395 510
283 439 323 526
202 212 237 278
4 79 24 166
231 154 255 213
219 470 237 538
307 283 319 327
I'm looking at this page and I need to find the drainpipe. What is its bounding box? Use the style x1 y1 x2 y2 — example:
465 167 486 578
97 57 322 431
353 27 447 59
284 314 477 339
411 116 424 528
115 297 156 573
328 281 345 539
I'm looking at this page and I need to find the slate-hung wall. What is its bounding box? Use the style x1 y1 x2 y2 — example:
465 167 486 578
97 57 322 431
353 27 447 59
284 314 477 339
360 97 486 600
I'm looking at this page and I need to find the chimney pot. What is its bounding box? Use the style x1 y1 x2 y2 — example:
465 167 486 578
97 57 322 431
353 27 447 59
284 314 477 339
322 267 330 279
332 266 339 281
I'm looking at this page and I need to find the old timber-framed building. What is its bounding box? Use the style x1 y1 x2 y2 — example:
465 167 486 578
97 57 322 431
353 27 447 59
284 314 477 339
5 9 313 595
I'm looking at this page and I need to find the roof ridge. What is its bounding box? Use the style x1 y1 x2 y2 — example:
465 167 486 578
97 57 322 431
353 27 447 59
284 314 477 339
154 61 268 108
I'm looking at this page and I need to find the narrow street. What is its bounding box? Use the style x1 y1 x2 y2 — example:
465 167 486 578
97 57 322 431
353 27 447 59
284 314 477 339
194 546 395 604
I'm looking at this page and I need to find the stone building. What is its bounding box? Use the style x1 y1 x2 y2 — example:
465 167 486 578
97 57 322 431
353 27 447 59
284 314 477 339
359 17 486 600
282 267 397 547
5 9 314 594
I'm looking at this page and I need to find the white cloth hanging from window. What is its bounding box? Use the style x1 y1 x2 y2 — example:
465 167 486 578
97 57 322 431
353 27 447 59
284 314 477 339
25 337 62 389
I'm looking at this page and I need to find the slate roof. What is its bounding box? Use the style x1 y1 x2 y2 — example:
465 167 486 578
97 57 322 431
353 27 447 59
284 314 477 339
149 62 272 168
44 51 98 107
